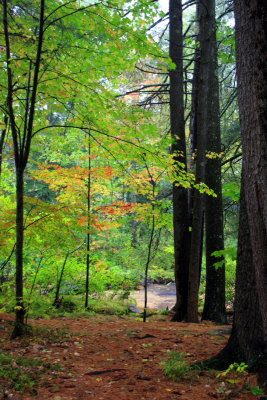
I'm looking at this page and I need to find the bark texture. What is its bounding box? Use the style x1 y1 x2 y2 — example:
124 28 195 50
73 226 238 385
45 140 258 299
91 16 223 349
10 169 26 339
210 176 264 367
169 0 190 321
235 0 267 359
215 0 267 371
3 0 46 338
186 0 212 322
202 0 226 324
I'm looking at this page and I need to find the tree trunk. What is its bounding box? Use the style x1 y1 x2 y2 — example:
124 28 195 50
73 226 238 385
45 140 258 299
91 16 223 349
230 179 264 364
11 168 26 339
186 0 212 322
3 0 46 338
208 174 264 367
214 0 267 374
85 138 91 308
235 0 267 361
169 0 190 322
0 116 8 177
202 0 226 324
53 252 69 307
188 37 202 299
143 204 155 323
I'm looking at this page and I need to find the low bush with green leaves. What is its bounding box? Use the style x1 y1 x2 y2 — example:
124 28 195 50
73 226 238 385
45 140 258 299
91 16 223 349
87 297 134 315
217 362 248 378
216 362 264 396
161 352 198 381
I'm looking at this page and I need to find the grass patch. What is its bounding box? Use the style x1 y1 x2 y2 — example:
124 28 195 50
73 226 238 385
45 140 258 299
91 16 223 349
161 352 200 381
29 325 72 343
0 351 63 393
86 297 132 315
22 294 135 319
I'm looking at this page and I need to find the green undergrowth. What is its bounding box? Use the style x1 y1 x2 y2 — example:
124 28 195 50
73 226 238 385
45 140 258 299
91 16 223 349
0 350 64 394
161 352 200 381
162 352 264 397
86 297 134 315
28 325 72 343
2 295 138 320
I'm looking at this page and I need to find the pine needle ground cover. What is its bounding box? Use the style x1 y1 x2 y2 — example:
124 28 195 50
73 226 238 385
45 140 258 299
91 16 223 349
0 313 259 400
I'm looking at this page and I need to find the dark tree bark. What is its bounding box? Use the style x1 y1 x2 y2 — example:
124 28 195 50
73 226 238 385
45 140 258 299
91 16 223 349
3 0 45 338
230 177 264 363
143 199 155 323
186 0 212 322
53 252 69 308
208 174 264 367
85 138 91 308
169 0 190 321
213 0 267 373
202 0 226 324
234 0 267 361
188 32 202 296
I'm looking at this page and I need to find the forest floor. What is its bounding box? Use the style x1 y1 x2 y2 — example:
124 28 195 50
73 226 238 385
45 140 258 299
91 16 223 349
0 312 261 400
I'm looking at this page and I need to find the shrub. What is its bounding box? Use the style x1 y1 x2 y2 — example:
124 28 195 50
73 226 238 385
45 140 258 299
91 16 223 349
161 352 194 381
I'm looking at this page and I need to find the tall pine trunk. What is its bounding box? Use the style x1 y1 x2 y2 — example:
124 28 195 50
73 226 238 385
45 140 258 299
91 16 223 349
169 0 190 321
202 0 226 324
212 0 267 376
210 174 264 365
233 0 267 363
186 0 212 322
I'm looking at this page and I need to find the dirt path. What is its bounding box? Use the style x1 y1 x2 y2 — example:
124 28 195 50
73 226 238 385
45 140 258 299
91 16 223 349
0 314 258 400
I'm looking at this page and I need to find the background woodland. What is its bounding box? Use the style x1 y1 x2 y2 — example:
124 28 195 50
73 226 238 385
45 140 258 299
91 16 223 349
0 0 246 337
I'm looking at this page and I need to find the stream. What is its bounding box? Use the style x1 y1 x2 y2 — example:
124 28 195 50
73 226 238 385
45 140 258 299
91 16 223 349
129 283 176 312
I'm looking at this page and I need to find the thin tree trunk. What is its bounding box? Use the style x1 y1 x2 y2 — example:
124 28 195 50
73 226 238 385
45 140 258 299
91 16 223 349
130 192 138 248
0 116 8 178
143 180 156 322
85 138 91 308
11 169 26 339
53 252 69 307
143 202 155 323
53 245 82 308
169 0 190 322
3 0 46 338
142 172 156 323
25 256 44 323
